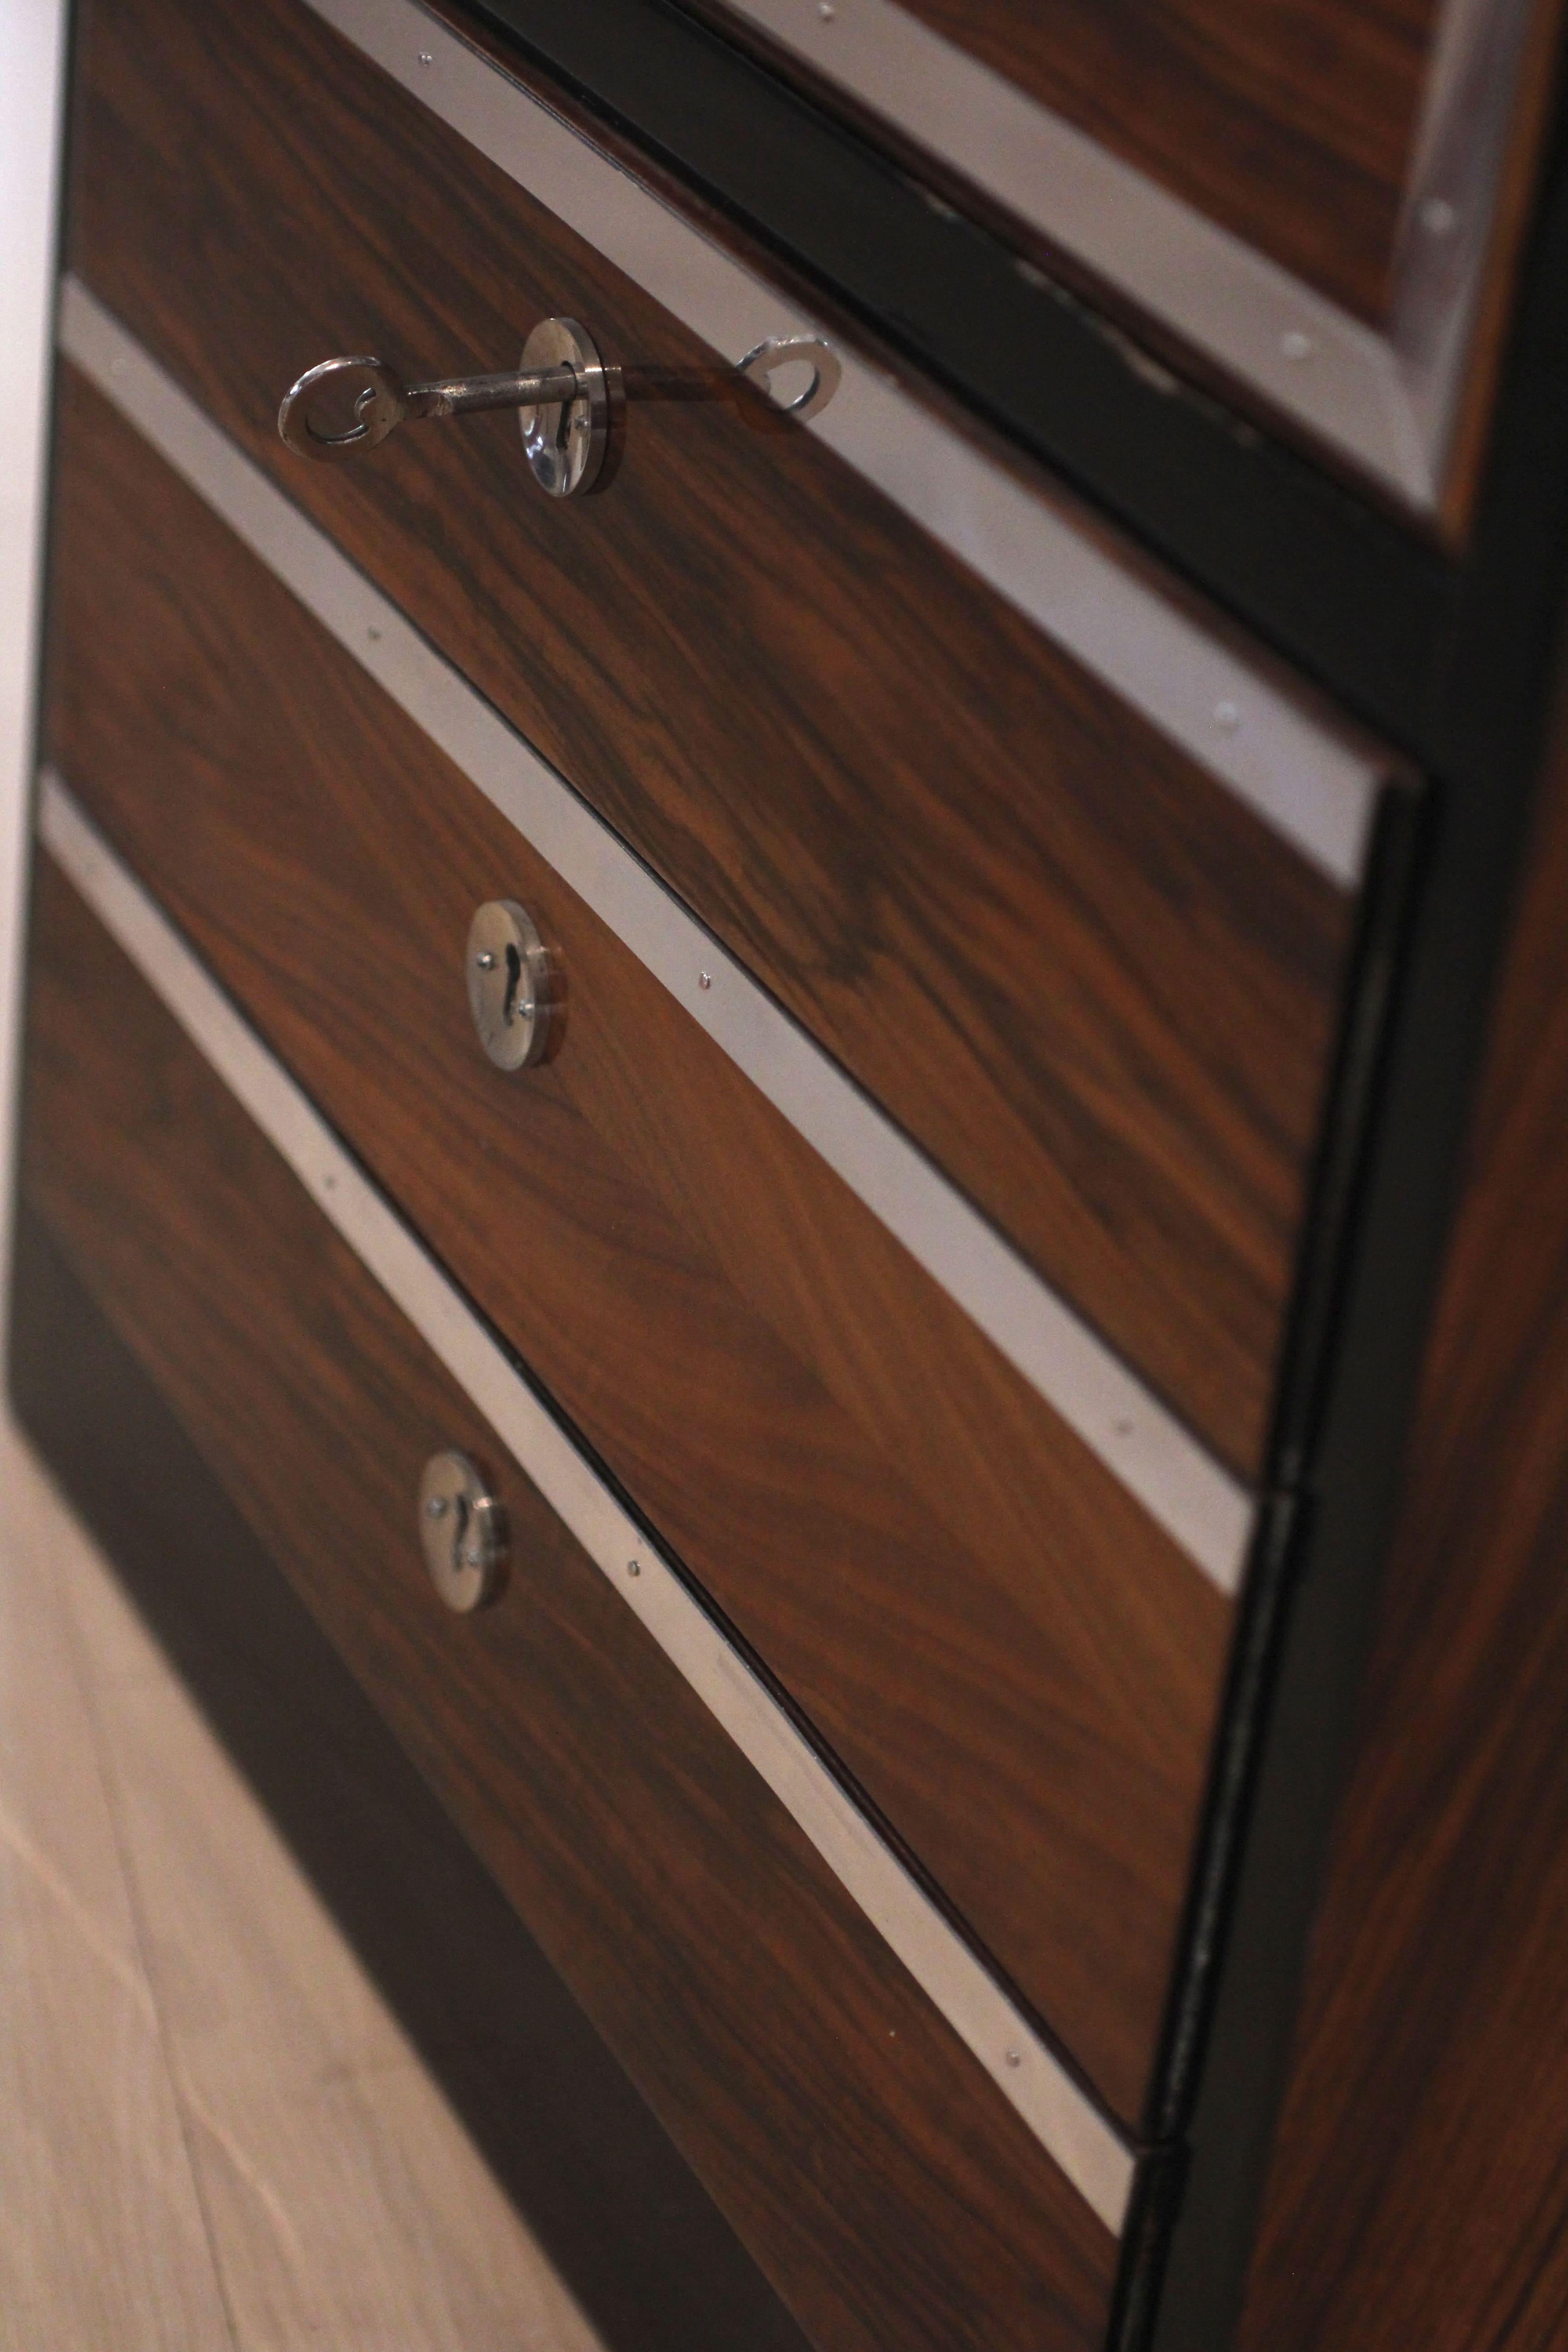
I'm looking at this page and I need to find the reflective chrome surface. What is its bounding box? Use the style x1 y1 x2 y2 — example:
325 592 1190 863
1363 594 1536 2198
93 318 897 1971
736 334 841 418
418 1448 508 1611
277 319 841 488
277 345 581 465
466 897 565 1069
514 314 613 495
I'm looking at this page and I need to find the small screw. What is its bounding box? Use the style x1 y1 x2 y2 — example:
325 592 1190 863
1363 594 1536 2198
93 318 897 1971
627 1558 642 1578
475 950 496 970
1113 1416 1135 1438
367 624 381 642
1004 2048 1022 2070
426 1494 448 1519
1280 329 1314 363
463 1545 481 1568
1214 699 1240 733
418 48 433 64
323 1173 337 1191
1420 196 1457 237
818 2 835 18
698 971 712 990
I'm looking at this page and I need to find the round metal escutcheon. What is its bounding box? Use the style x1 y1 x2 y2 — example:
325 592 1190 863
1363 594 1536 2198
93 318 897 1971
465 899 565 1072
418 1450 508 1613
517 316 613 495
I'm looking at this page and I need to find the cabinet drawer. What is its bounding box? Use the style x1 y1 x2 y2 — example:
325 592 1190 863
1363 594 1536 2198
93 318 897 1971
43 363 1231 2127
65 0 1396 1483
687 0 1558 523
17 852 1124 2352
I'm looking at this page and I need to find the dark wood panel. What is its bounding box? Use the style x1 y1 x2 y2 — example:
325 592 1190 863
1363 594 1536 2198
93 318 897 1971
67 0 1357 1479
1235 659 1568 2347
18 853 1124 2352
42 367 1230 2127
7 1204 815 2352
824 0 1432 327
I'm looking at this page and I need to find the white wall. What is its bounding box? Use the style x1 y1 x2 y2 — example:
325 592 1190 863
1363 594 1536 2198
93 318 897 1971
0 0 69 1336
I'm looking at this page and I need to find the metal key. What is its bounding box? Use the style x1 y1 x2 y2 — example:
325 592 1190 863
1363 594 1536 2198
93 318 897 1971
278 315 839 496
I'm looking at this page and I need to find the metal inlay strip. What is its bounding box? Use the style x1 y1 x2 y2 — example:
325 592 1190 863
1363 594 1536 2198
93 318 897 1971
301 0 1382 889
59 277 1255 1595
713 0 1463 507
705 0 1542 520
38 769 1138 2236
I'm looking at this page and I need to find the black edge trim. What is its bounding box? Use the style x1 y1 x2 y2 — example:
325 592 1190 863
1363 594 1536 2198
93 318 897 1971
456 0 1457 755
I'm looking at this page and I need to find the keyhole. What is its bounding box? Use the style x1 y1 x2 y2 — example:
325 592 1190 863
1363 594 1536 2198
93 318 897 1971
466 901 559 1070
447 1491 471 1574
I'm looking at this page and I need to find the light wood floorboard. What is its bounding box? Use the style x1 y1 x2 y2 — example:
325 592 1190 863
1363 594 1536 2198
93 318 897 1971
0 1425 235 2351
0 1416 609 2352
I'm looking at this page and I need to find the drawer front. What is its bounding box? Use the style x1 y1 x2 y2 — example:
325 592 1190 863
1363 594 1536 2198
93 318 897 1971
65 0 1383 1483
723 0 1430 325
688 0 1557 520
19 850 1126 2352
42 365 1230 2126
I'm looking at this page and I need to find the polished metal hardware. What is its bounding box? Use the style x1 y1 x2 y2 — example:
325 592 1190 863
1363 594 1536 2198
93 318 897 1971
278 314 839 493
734 334 841 416
466 898 564 1070
418 1449 508 1612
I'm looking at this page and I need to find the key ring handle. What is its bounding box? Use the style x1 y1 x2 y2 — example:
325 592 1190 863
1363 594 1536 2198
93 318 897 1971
277 355 407 461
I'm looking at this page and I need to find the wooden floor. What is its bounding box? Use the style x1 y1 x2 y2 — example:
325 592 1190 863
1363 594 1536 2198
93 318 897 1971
0 1412 608 2352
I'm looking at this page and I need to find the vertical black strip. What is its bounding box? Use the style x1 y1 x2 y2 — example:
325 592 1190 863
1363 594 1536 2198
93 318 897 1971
1148 79 1568 2346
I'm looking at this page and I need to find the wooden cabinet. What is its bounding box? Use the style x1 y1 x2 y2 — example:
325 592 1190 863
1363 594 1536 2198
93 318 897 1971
41 365 1231 2122
686 0 1566 523
20 853 1121 2352
65 0 1393 1482
14 0 1568 2345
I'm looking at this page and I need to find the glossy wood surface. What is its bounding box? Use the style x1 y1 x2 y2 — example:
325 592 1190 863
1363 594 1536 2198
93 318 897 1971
815 0 1436 327
42 369 1231 2127
65 0 1357 1481
1235 665 1568 2349
19 856 1123 2352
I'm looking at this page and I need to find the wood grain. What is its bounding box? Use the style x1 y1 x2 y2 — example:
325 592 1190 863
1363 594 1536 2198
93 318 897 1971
44 363 1231 2127
18 853 1124 2352
65 0 1357 1479
1235 653 1568 2347
828 0 1435 327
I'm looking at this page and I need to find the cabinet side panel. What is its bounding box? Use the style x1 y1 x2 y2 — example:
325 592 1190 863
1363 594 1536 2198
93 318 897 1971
1236 665 1568 2351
